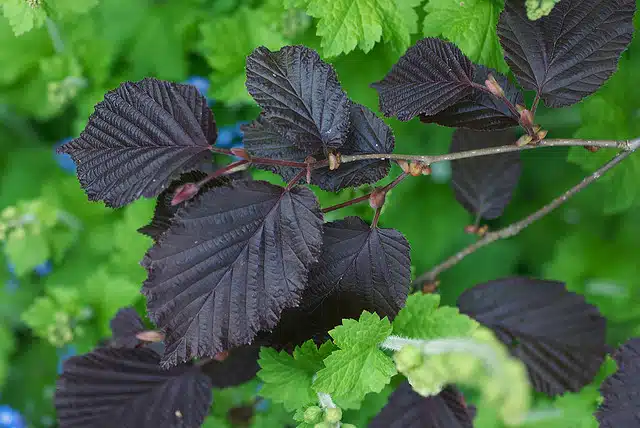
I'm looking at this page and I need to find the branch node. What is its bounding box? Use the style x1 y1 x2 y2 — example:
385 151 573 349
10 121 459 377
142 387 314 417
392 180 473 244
328 152 341 170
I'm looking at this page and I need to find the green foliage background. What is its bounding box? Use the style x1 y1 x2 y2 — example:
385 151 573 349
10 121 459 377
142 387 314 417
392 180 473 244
0 0 638 426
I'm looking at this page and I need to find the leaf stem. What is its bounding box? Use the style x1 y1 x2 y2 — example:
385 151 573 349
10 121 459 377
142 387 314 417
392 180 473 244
322 194 371 213
413 138 640 286
321 172 409 215
196 160 250 187
371 207 382 228
531 93 541 116
339 138 636 166
286 169 307 190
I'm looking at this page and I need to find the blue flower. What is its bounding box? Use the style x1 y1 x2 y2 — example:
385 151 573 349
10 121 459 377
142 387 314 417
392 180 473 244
216 126 236 148
57 344 77 374
54 137 76 174
0 405 26 428
33 260 53 277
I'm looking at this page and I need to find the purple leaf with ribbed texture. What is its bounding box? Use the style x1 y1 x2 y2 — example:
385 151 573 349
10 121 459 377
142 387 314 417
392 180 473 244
138 171 230 242
450 129 521 219
312 103 395 191
498 0 635 107
200 345 260 388
245 45 350 153
303 217 410 318
371 38 475 121
55 347 212 428
243 104 394 191
109 307 146 349
458 277 608 395
142 180 324 368
420 65 523 130
57 78 216 208
597 338 640 428
369 382 473 428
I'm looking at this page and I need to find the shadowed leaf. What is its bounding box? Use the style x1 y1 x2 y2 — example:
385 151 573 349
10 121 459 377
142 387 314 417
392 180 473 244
420 65 523 130
57 78 216 208
449 129 521 219
369 382 474 428
137 171 230 242
245 45 350 153
498 0 636 107
371 38 475 121
109 307 145 349
200 345 260 389
243 103 394 191
142 180 323 368
597 338 640 428
458 277 608 395
303 217 410 318
55 347 212 428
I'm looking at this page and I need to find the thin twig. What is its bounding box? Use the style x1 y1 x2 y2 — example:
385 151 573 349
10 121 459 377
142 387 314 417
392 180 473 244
413 138 640 286
531 93 541 116
322 193 371 213
339 138 635 166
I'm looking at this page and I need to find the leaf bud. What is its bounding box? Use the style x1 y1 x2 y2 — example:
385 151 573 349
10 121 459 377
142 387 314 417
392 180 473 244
397 160 410 173
584 145 600 153
328 152 341 170
515 135 533 147
324 407 342 423
485 74 505 98
394 345 423 372
408 162 422 177
171 183 200 206
303 406 323 423
518 109 534 129
464 225 478 235
135 330 165 343
476 225 489 237
369 188 386 210
535 128 548 141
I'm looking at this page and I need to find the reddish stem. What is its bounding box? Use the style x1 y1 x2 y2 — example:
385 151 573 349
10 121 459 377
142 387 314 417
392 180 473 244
322 194 372 213
286 169 307 191
196 160 250 187
371 207 382 228
471 82 534 135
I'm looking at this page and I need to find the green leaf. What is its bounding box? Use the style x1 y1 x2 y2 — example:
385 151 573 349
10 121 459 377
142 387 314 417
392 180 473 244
313 312 396 409
200 6 287 104
0 0 46 35
568 47 640 214
395 0 423 34
83 267 141 336
0 19 51 85
5 228 49 276
298 0 412 57
422 0 508 72
258 340 334 412
48 0 98 17
0 323 16 388
392 294 477 339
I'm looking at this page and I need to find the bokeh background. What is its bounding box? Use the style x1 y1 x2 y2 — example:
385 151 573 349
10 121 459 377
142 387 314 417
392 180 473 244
0 0 639 426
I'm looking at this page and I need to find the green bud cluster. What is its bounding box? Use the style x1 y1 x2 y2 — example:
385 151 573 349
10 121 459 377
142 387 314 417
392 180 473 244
303 404 346 428
393 327 530 426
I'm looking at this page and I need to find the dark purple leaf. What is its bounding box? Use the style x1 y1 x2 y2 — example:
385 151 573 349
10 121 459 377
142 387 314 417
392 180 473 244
200 345 260 388
109 307 145 348
597 338 640 428
57 78 216 208
137 171 229 242
371 38 475 121
369 382 473 428
55 347 212 428
420 65 523 130
243 104 394 191
312 103 395 191
450 129 521 220
142 180 324 368
457 277 608 395
245 45 350 153
498 0 636 107
303 217 410 318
